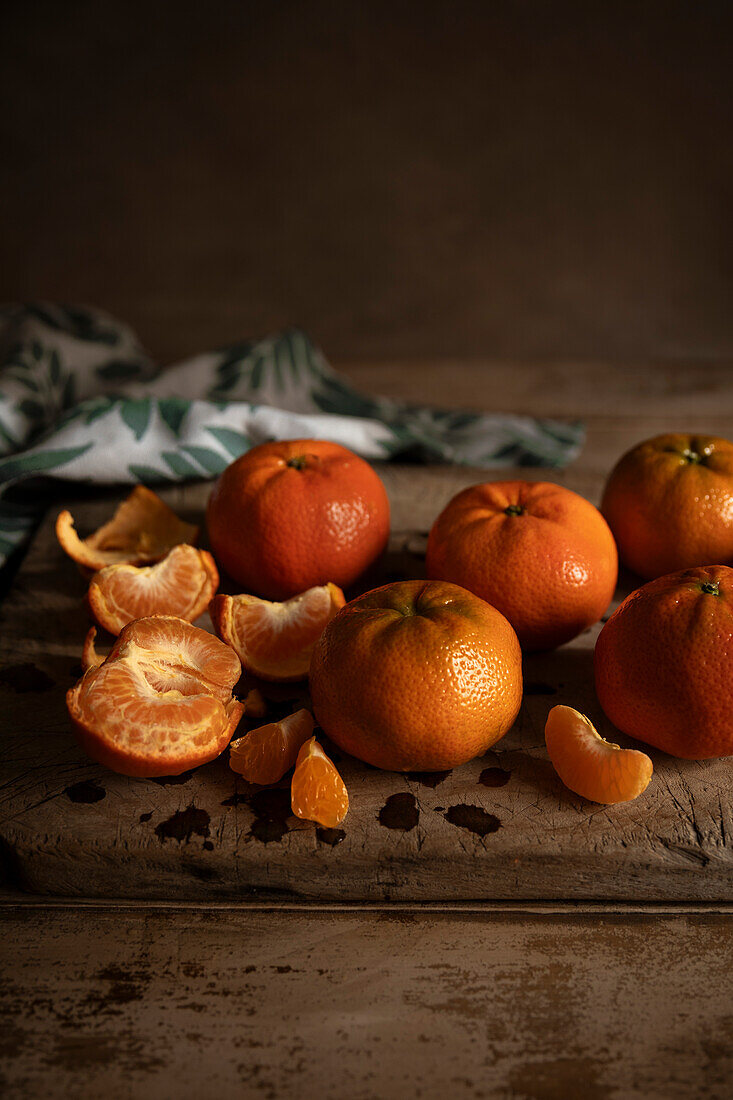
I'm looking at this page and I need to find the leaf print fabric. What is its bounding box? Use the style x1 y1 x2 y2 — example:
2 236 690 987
0 304 584 566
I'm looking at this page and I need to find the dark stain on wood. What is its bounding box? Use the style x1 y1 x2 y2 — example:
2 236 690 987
316 827 346 847
42 1034 120 1071
479 767 511 788
221 792 245 806
78 965 152 1026
247 787 293 844
508 1056 613 1100
186 862 218 881
155 805 210 844
445 804 501 838
64 780 106 804
405 770 452 788
379 793 419 831
150 771 194 786
0 663 54 693
524 682 557 696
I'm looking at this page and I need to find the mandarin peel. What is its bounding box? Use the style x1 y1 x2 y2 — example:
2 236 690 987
57 486 198 573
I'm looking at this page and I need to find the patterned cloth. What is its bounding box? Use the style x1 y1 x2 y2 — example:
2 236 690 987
0 304 583 565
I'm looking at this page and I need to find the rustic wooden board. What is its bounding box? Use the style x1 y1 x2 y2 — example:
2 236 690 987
2 447 733 901
1 902 731 1099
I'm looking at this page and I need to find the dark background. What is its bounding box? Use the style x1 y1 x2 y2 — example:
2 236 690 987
3 0 731 366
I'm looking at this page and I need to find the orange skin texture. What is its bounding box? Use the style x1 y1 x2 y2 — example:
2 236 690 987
309 579 522 772
601 433 733 580
426 481 618 652
206 439 390 599
594 565 733 759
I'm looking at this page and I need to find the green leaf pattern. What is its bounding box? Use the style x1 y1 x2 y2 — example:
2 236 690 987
0 305 584 567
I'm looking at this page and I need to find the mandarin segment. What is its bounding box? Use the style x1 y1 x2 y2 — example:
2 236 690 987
210 582 345 681
87 545 219 635
67 615 243 777
229 708 315 784
290 736 349 827
57 486 198 572
545 705 653 804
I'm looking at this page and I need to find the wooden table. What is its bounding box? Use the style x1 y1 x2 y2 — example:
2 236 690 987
2 362 732 1098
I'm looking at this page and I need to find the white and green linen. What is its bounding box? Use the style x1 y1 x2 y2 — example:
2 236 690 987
0 304 583 566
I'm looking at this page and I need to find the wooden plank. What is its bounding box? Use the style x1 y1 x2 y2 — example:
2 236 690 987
1 905 731 1099
2 439 733 902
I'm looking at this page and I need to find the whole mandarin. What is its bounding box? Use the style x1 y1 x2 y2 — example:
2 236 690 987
595 565 733 759
207 439 390 599
426 480 617 651
601 433 733 579
308 579 522 772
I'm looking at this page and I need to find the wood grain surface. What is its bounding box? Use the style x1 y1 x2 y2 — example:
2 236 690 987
1 902 731 1099
2 400 733 901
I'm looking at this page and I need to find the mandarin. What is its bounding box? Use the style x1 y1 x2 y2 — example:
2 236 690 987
206 440 390 599
601 433 733 579
426 480 617 651
309 579 522 772
595 565 733 759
